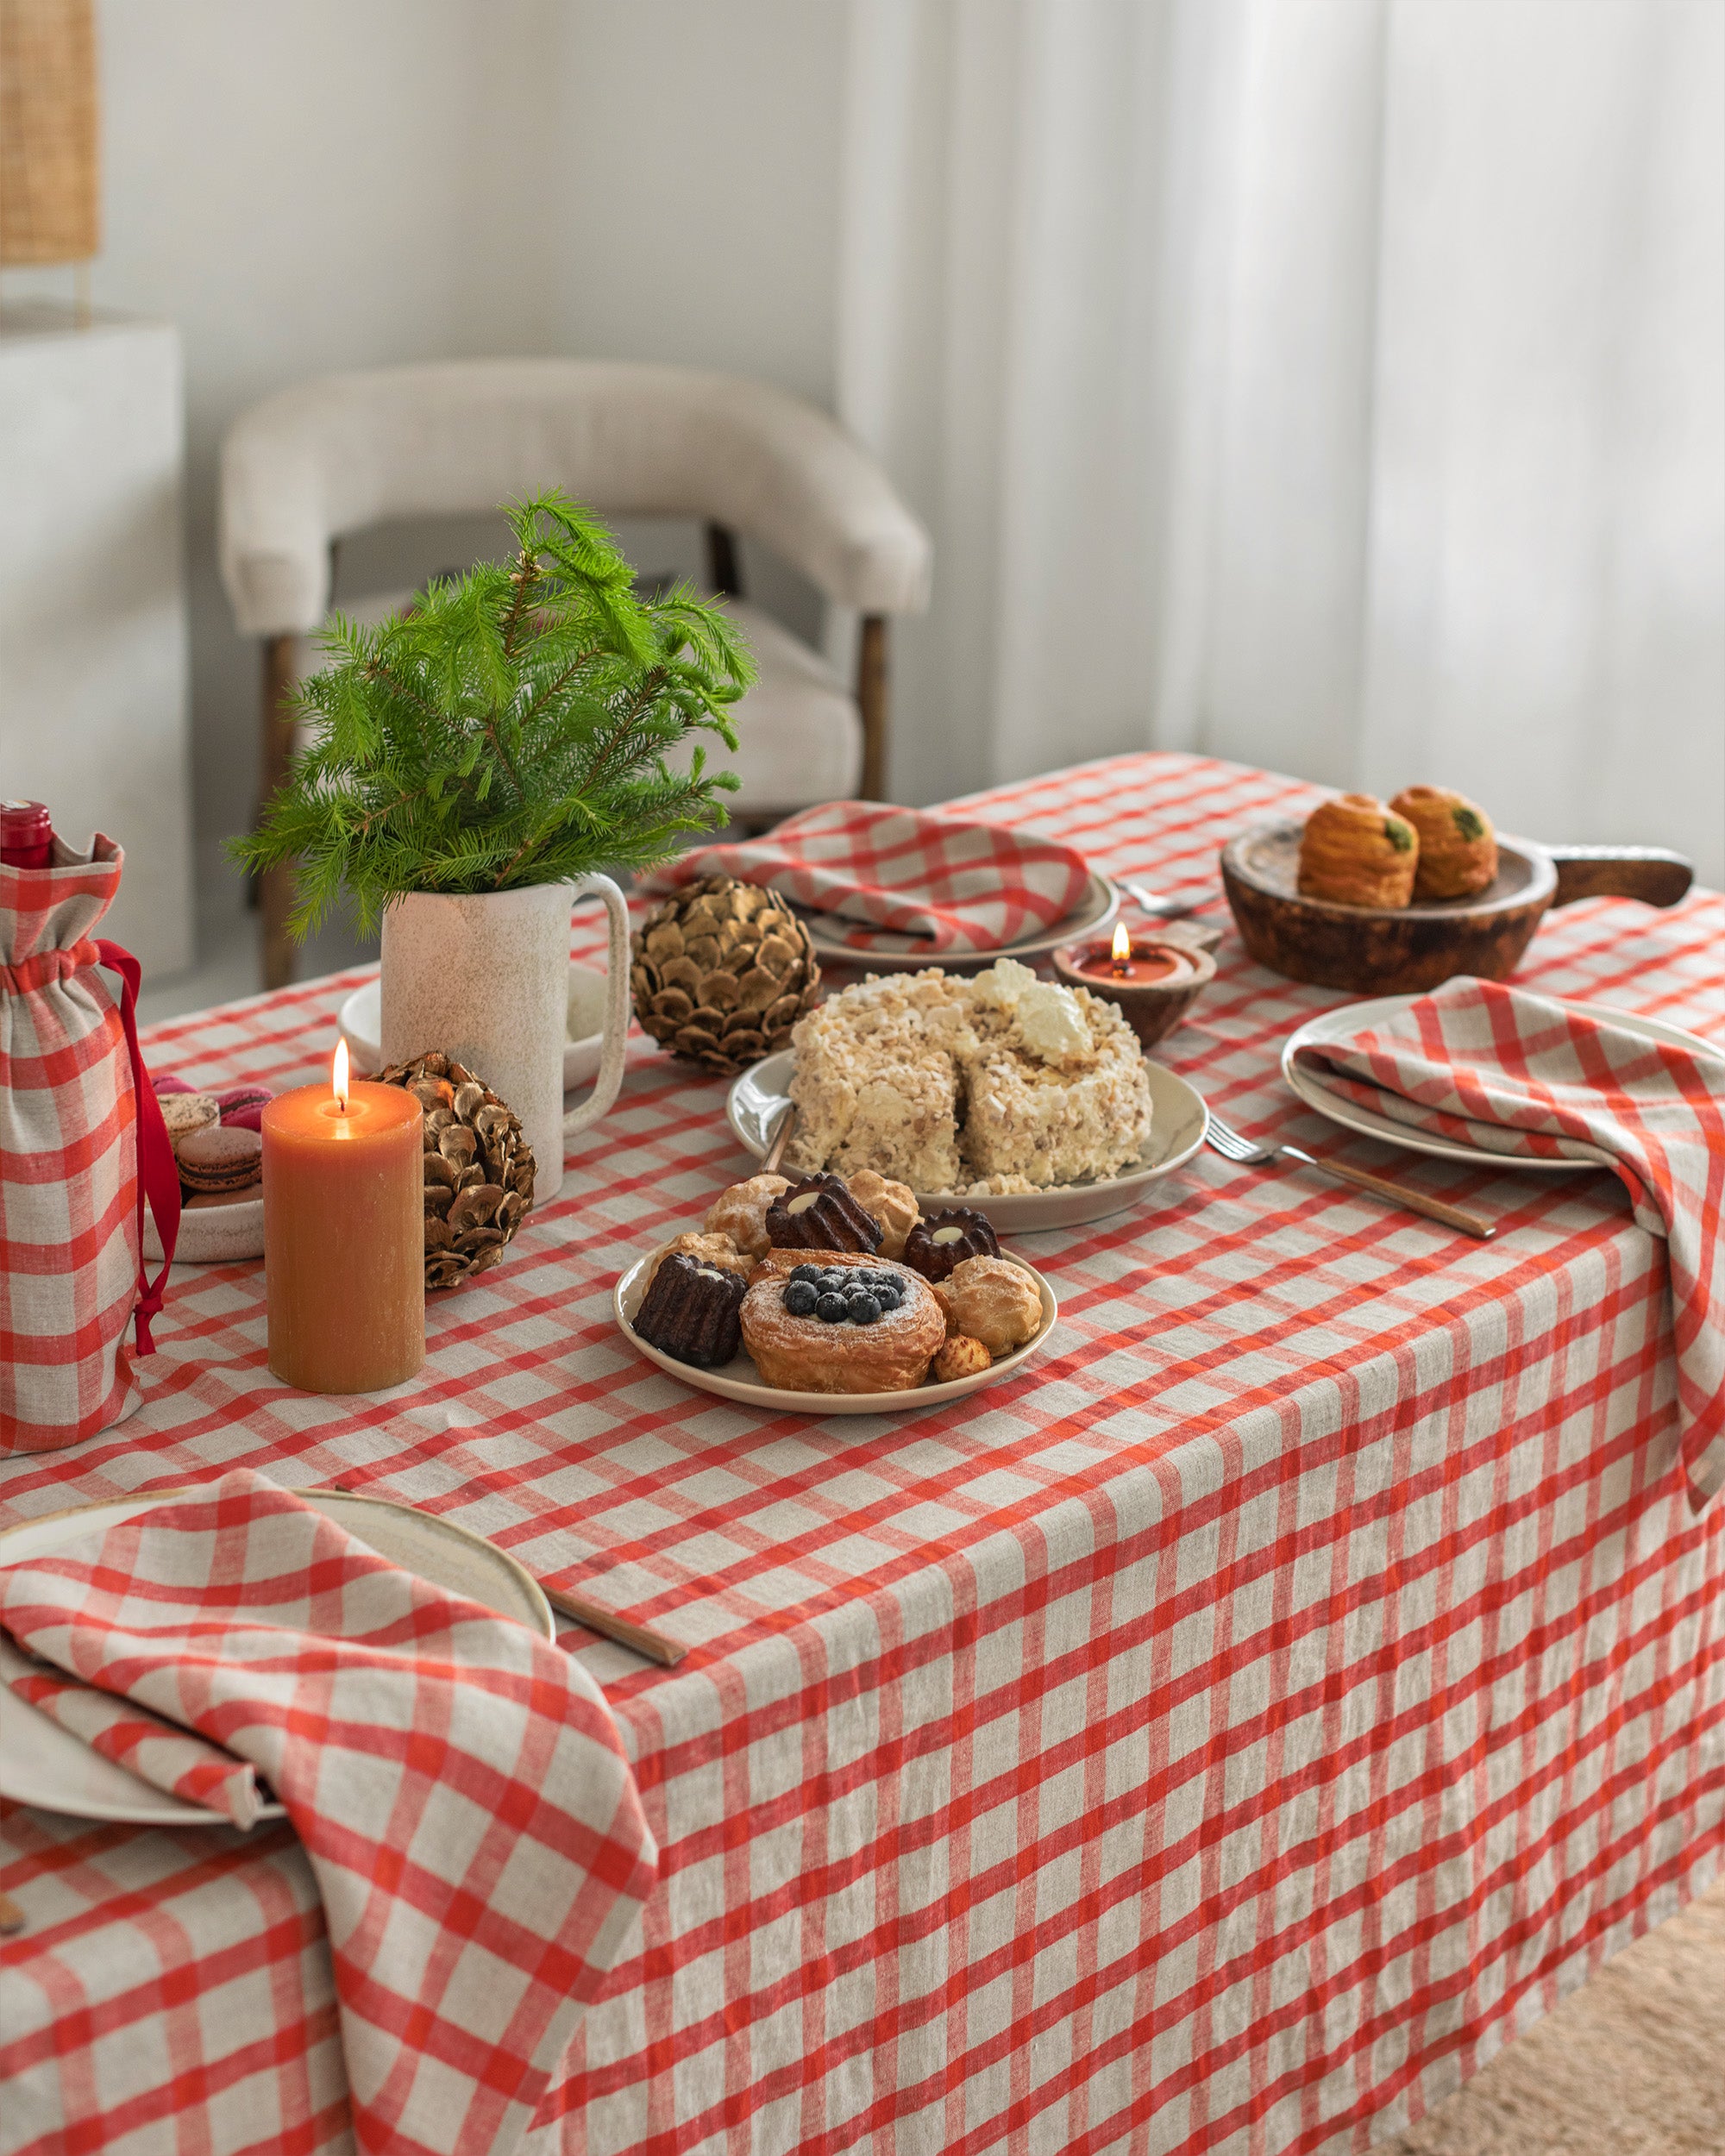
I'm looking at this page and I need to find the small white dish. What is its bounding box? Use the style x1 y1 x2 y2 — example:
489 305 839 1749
726 1048 1209 1231
144 1194 264 1266
799 870 1120 973
614 1250 1056 1414
0 1489 551 1827
338 961 612 1091
1280 993 1716 1169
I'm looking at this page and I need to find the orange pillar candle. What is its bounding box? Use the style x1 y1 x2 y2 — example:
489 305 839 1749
262 1044 424 1392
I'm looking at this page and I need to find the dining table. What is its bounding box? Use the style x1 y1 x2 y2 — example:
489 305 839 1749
3 749 1722 2156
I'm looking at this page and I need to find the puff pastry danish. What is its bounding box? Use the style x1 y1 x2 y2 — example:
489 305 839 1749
1389 786 1498 900
1296 793 1420 910
742 1251 945 1393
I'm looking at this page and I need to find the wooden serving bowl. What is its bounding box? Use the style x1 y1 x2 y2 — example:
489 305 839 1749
1221 822 1692 995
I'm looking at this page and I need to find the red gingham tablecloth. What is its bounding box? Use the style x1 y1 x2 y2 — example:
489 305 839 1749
3 754 1722 2156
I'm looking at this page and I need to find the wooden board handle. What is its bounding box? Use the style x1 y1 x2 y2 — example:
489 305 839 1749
1546 845 1692 910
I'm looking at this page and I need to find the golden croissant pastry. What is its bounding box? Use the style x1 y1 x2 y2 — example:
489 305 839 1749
1389 786 1498 900
1297 793 1420 910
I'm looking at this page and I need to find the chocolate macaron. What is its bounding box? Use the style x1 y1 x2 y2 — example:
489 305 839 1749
175 1123 263 1197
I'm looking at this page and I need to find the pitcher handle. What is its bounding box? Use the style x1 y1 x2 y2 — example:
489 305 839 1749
562 874 632 1144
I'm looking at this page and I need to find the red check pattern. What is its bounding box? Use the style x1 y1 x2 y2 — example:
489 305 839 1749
0 1632 268 1828
641 799 1093 952
1292 976 1725 1508
3 753 1722 2156
0 1470 656 2156
0 843 143 1451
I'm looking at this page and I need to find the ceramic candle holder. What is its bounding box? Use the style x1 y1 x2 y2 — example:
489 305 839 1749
1052 935 1216 1047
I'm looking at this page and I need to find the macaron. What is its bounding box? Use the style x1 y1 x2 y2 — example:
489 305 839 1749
184 1184 264 1211
174 1123 263 1195
158 1093 220 1141
217 1087 273 1131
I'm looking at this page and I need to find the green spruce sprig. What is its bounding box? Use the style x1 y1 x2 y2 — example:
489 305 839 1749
230 489 751 937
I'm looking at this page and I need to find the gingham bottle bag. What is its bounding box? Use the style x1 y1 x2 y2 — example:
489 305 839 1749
0 837 181 1452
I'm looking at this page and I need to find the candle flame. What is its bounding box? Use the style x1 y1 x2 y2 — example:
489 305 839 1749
332 1039 349 1112
1111 922 1132 964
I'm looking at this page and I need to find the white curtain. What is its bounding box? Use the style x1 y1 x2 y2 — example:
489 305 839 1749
835 0 1725 884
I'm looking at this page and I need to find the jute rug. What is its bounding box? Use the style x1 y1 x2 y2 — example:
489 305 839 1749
1378 1875 1725 2154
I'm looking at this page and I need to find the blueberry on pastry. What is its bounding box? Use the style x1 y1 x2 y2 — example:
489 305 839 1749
902 1206 1000 1282
742 1250 944 1393
1296 794 1420 910
634 1252 749 1367
1389 786 1498 901
763 1173 884 1253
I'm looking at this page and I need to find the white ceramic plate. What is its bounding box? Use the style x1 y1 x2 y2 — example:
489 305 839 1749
339 961 611 1090
144 1194 263 1266
799 871 1120 973
726 1048 1209 1231
1280 994 1720 1169
615 1249 1056 1414
0 1489 552 1827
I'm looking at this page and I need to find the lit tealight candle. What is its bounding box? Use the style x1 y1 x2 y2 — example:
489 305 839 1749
262 1043 425 1393
1072 922 1192 987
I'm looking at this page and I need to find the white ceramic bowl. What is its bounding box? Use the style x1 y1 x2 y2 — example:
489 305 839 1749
726 1049 1209 1232
615 1248 1057 1413
338 961 611 1092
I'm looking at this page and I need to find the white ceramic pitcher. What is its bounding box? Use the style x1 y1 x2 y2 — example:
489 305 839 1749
380 875 631 1205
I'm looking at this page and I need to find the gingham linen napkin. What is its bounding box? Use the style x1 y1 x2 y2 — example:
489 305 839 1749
0 1470 658 2156
0 1631 269 1825
1291 978 1725 1507
643 799 1093 953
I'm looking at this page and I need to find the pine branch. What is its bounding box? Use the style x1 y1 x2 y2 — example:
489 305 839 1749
229 490 756 938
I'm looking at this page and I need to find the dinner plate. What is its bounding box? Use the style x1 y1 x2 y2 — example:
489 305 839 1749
1280 994 1719 1169
614 1250 1057 1414
726 1049 1209 1231
799 871 1120 973
0 1489 553 1828
339 960 611 1089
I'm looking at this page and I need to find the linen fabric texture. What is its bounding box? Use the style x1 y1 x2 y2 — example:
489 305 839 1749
0 838 177 1451
642 799 1094 953
0 1470 658 2156
2 755 1720 2156
1293 977 1725 1507
0 1631 268 1827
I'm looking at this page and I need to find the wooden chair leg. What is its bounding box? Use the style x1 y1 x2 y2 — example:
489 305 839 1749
705 522 743 599
856 614 889 801
260 633 298 992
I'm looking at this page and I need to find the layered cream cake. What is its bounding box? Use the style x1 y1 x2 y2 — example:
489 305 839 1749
784 960 1152 1194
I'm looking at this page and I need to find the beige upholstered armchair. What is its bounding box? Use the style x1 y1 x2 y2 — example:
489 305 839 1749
218 360 932 987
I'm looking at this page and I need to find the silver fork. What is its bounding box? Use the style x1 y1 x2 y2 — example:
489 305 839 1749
1205 1112 1496 1239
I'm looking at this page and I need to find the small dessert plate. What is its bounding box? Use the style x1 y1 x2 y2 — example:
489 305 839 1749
726 1050 1209 1231
614 1250 1057 1414
0 1489 551 1827
339 961 611 1091
144 1194 264 1265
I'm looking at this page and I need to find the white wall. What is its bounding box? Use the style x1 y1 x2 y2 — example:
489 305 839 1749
28 0 845 892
